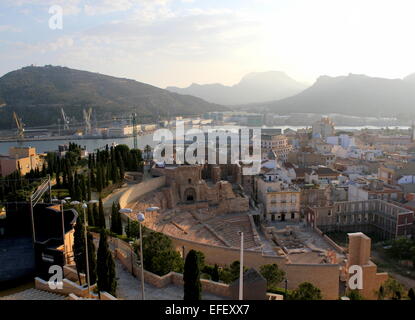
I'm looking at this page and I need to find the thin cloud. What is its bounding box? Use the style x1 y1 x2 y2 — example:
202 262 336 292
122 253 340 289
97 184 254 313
0 25 22 32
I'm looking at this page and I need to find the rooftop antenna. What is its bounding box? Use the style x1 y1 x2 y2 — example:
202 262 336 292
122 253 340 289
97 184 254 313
412 120 415 142
132 112 138 149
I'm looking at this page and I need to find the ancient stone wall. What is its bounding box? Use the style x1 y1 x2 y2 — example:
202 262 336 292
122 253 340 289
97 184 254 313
118 176 166 209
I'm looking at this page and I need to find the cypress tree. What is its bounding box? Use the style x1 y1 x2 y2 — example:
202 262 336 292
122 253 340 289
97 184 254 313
72 216 85 284
0 183 5 202
75 180 82 201
212 264 220 282
116 205 122 234
93 203 99 227
87 175 92 201
87 204 95 227
56 171 61 187
96 165 103 192
105 165 110 187
125 218 130 238
115 202 123 234
62 170 67 187
91 169 96 188
183 250 202 300
110 202 118 234
97 230 117 296
98 198 106 229
100 165 105 189
80 174 86 201
86 231 97 285
111 160 119 183
106 163 111 185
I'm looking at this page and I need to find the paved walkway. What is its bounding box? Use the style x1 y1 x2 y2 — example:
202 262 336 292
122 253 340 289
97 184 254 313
0 288 65 300
115 260 224 300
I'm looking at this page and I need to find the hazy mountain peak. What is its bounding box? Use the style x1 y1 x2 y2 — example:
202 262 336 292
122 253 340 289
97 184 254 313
241 70 289 81
166 71 308 105
261 72 415 117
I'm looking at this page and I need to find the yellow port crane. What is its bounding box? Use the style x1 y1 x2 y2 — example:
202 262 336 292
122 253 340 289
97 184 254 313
13 112 25 141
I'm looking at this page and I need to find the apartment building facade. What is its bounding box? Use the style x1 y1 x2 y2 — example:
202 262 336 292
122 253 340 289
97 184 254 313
254 176 301 221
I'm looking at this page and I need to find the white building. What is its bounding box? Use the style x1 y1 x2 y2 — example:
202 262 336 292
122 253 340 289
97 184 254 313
312 117 335 139
326 134 356 148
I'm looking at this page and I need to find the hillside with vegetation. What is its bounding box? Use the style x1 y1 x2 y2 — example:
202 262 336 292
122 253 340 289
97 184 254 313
0 65 225 129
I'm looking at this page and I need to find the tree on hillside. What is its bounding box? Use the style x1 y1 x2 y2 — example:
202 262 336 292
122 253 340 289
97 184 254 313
72 216 85 285
289 282 322 300
408 288 415 301
183 250 202 300
97 229 117 296
259 264 285 289
142 231 184 276
218 261 248 284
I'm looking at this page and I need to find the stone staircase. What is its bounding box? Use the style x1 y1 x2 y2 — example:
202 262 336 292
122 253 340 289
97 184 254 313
206 215 258 249
0 288 66 300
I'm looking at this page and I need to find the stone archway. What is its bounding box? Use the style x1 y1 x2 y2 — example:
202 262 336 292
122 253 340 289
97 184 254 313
184 188 197 203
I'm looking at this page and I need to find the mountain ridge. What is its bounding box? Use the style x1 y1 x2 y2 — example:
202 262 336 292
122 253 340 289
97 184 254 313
257 73 415 117
167 71 308 105
0 65 225 129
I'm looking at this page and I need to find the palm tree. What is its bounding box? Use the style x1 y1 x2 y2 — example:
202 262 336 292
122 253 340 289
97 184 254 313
144 145 152 161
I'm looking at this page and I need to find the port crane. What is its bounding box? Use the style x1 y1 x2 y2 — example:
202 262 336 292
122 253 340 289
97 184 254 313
13 112 25 141
83 108 92 135
61 108 70 131
111 112 139 149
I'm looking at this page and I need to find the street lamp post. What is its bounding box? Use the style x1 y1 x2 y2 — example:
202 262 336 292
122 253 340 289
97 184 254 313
52 197 71 265
82 202 91 298
71 199 98 298
129 241 134 275
120 207 151 300
284 279 288 297
137 212 145 300
59 199 67 264
239 231 244 301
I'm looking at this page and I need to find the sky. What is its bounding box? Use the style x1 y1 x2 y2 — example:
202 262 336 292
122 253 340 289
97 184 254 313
1 0 415 88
